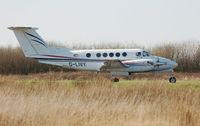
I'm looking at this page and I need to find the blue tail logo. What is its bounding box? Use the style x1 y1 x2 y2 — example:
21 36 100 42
25 32 47 48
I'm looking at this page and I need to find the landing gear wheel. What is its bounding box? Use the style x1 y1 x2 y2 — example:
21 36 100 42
111 77 119 82
169 77 176 83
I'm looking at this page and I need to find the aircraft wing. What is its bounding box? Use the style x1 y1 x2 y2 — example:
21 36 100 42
100 60 129 71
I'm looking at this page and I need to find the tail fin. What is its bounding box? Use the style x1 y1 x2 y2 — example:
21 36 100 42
8 27 48 57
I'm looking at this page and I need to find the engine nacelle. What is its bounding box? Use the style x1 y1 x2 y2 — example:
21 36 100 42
123 59 154 65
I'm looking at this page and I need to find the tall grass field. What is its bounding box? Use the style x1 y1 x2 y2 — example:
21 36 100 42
0 72 199 126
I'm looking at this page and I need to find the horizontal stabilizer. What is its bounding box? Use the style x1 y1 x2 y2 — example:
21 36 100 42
8 27 38 30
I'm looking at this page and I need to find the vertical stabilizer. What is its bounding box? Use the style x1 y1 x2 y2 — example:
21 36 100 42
8 27 48 57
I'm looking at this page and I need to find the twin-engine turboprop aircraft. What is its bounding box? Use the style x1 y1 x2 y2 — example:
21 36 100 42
9 27 178 83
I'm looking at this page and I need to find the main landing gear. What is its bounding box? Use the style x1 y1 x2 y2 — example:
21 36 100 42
111 77 119 82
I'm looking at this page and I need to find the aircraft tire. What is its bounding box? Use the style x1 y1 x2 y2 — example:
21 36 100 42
111 77 119 82
169 77 176 83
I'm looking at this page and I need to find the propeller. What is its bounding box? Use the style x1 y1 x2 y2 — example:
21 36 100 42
157 57 159 63
147 57 166 71
147 57 160 69
155 57 160 69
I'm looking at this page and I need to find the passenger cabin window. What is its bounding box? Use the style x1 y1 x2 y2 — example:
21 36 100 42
109 53 114 57
115 52 120 57
122 52 127 57
86 53 91 58
136 52 141 57
96 53 101 57
103 53 108 57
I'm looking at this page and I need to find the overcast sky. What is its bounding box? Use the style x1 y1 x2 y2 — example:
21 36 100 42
0 0 200 47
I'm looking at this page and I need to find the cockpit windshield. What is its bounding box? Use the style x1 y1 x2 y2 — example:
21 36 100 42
136 51 151 57
142 51 150 57
136 52 142 57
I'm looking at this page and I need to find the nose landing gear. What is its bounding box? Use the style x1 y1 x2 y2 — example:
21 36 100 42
169 76 176 83
168 70 177 83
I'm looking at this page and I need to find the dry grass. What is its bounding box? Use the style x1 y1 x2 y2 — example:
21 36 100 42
0 72 199 126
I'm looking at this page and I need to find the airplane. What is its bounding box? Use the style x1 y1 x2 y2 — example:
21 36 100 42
8 27 178 83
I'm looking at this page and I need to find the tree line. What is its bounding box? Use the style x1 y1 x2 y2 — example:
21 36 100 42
0 42 199 74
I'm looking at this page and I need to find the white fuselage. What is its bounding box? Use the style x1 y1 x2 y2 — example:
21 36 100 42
37 49 177 73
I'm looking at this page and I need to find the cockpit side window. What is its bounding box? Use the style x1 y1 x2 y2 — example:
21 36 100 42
143 51 150 57
136 52 141 57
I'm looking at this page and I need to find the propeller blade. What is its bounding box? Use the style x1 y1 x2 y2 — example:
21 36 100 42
157 57 159 62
